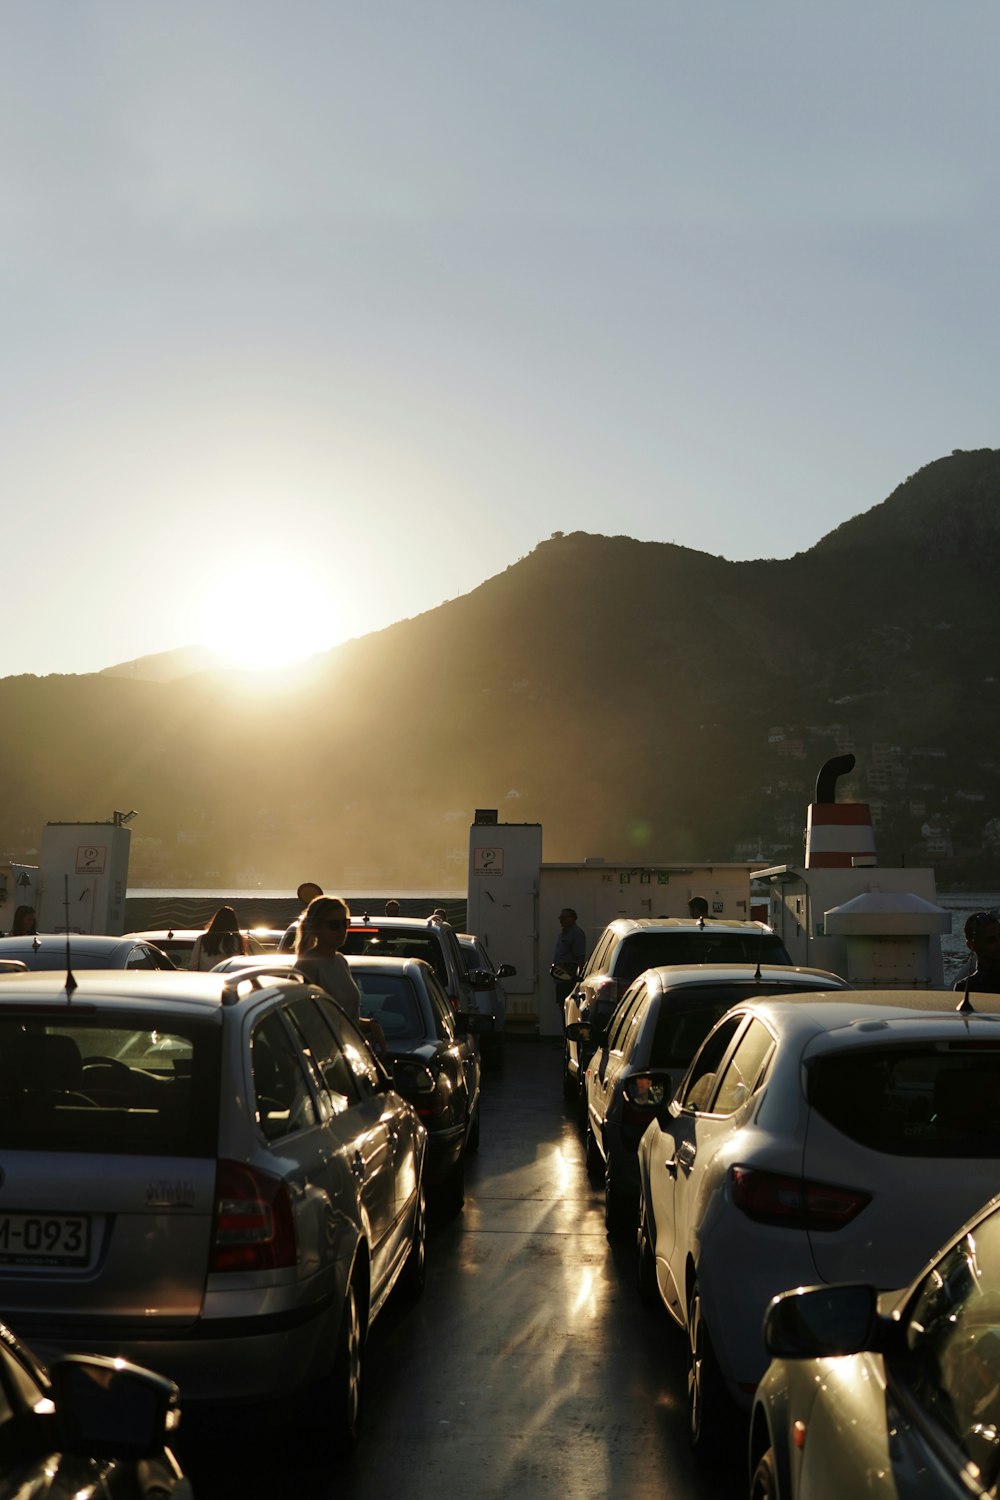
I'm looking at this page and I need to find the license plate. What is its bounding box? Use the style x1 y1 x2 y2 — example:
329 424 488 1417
0 1213 90 1266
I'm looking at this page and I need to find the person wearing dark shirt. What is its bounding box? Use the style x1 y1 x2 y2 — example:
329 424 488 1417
551 907 586 1014
954 910 1000 994
278 881 324 953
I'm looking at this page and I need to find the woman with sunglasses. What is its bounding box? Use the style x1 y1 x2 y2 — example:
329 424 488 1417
294 896 362 1023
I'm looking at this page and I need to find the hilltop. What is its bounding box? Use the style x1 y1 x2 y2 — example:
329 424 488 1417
3 447 1000 888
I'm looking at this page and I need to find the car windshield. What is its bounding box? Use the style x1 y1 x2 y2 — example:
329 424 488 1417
614 932 790 989
808 1042 1000 1158
0 1013 221 1156
354 974 426 1042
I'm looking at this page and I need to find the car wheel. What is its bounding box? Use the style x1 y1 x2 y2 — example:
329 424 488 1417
438 1154 465 1217
330 1276 364 1452
468 1103 481 1154
604 1159 633 1238
562 1043 577 1102
585 1120 603 1180
636 1195 657 1303
687 1280 728 1455
401 1184 427 1301
750 1446 779 1500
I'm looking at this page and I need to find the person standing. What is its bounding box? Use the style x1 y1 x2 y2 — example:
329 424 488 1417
954 910 1000 994
9 906 36 936
294 896 362 1024
551 907 586 1013
189 906 247 970
278 881 324 952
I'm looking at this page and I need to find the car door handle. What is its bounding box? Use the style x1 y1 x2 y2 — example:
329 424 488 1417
665 1157 678 1177
676 1140 696 1170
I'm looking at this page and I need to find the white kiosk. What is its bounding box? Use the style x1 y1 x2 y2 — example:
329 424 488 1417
35 819 133 936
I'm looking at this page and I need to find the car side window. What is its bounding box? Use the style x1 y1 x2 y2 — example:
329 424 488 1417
127 946 159 970
285 997 359 1115
608 984 645 1053
314 995 384 1096
679 1015 745 1114
251 1011 318 1141
711 1019 774 1115
901 1215 1000 1484
583 931 613 979
424 972 456 1042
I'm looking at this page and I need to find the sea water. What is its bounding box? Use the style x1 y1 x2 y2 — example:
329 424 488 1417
939 891 999 987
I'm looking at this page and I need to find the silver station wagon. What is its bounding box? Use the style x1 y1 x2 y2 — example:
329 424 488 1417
0 967 428 1449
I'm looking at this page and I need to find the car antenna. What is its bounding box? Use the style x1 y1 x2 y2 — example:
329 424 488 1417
62 876 77 999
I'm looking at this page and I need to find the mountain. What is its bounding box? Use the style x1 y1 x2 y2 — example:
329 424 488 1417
4 448 1000 889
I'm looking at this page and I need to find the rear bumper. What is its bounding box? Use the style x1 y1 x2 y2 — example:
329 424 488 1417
13 1291 346 1405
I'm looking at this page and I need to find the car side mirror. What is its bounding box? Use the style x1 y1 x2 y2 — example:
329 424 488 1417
763 1284 883 1360
51 1355 179 1461
469 969 497 990
564 1021 591 1043
496 963 516 979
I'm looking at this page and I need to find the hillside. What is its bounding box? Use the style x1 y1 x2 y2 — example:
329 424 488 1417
3 448 1000 888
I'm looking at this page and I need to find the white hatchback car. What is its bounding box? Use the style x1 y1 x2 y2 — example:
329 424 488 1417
580 964 849 1235
636 990 1000 1454
0 967 427 1450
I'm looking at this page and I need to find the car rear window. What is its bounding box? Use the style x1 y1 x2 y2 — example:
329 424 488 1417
808 1043 1000 1157
0 1014 221 1156
344 928 449 986
614 932 791 989
354 974 426 1042
649 999 735 1068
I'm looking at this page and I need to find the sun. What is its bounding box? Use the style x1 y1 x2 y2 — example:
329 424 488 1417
192 555 346 670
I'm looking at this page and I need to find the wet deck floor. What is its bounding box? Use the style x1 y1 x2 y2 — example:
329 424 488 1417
182 1040 745 1499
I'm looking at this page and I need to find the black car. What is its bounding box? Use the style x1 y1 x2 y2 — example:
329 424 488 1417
0 934 176 971
347 953 481 1213
0 1320 189 1498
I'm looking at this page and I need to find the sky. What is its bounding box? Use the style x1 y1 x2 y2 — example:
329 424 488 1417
3 2 999 677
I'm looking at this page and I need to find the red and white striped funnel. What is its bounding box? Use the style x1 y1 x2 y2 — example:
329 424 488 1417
805 752 877 869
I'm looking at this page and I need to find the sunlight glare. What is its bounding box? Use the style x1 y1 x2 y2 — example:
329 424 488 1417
193 555 346 670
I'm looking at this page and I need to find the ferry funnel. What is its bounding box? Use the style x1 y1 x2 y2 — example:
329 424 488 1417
805 754 876 869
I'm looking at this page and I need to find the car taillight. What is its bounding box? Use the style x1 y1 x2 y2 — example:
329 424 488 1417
210 1159 298 1273
621 1073 669 1130
729 1166 871 1230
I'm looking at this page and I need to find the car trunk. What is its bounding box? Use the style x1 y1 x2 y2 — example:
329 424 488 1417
802 1037 1000 1288
0 1009 221 1324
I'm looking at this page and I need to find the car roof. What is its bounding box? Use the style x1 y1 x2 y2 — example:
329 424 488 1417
0 934 139 955
604 917 775 935
0 968 295 1014
123 929 205 940
347 915 452 931
346 954 431 975
733 991 1000 1046
640 963 850 991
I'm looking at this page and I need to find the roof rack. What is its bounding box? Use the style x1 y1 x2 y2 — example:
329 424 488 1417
220 968 308 1006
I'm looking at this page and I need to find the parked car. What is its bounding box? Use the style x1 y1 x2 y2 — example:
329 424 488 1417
0 967 427 1450
751 1190 1000 1499
342 915 495 1019
0 934 176 970
123 928 270 969
0 1321 191 1498
347 953 481 1212
636 990 1000 1454
457 932 515 1069
563 917 794 1105
579 964 850 1235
